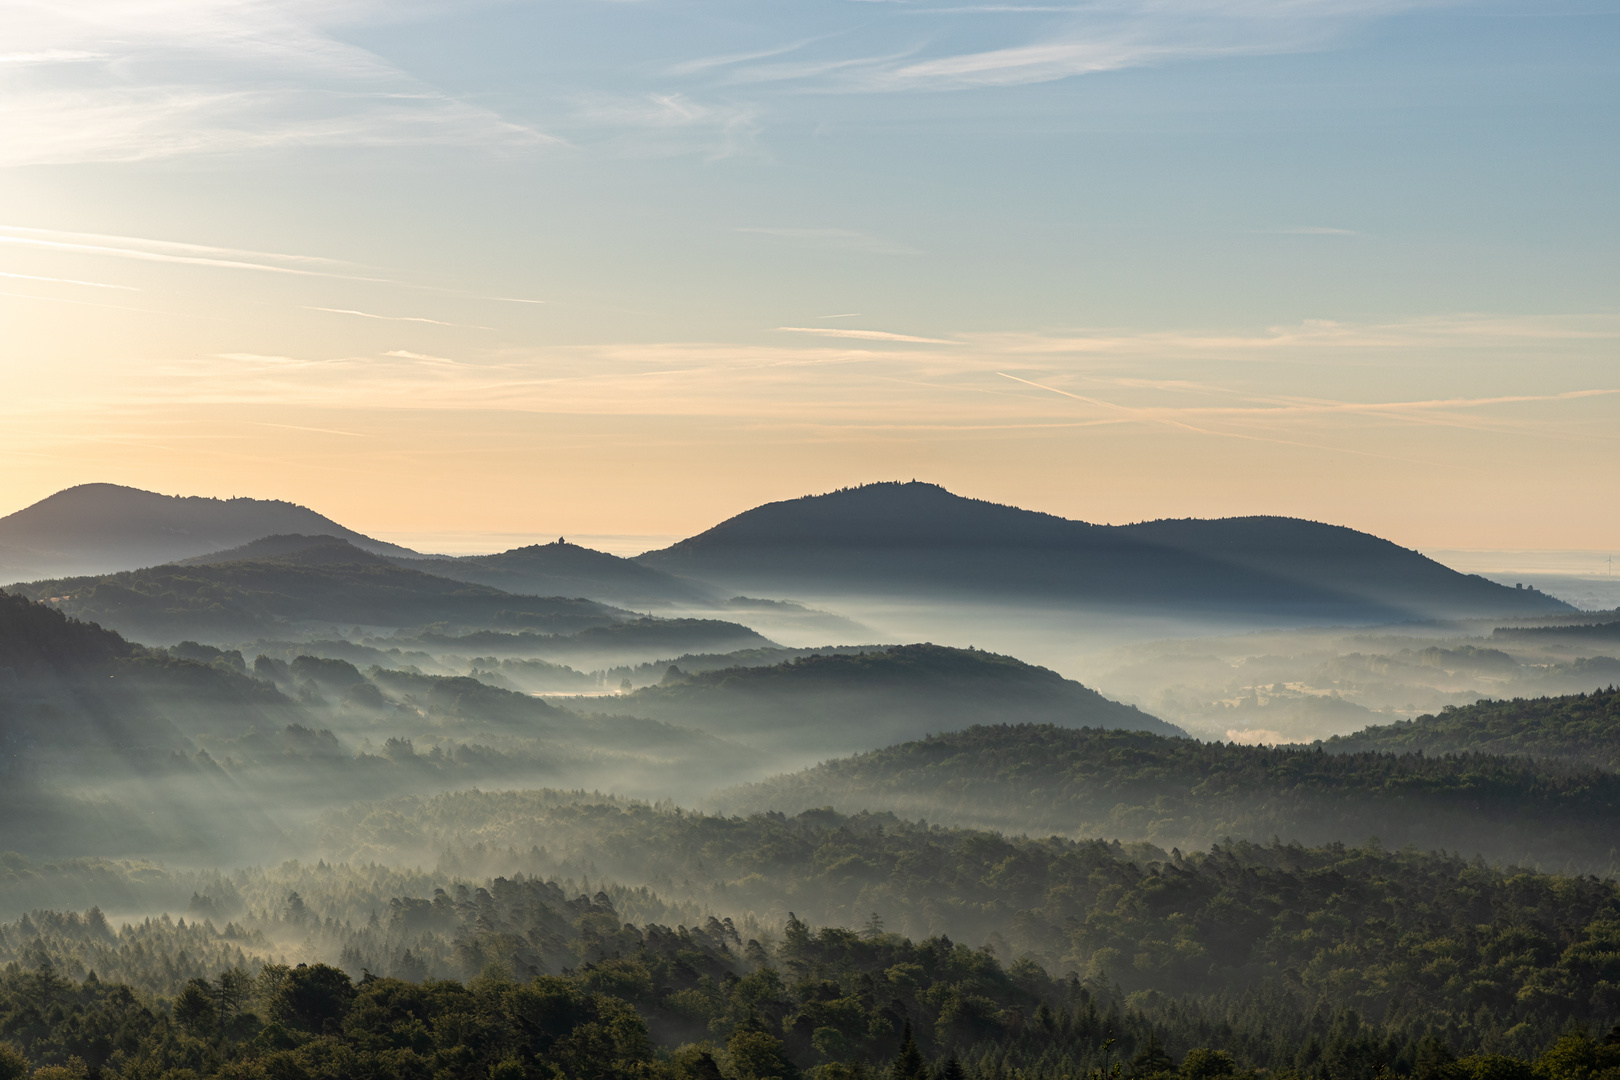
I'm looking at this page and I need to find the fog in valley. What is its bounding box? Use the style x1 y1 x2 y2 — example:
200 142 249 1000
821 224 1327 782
2 482 1619 1078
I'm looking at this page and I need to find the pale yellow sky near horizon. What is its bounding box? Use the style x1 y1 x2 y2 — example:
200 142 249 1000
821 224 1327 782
3 300 1618 553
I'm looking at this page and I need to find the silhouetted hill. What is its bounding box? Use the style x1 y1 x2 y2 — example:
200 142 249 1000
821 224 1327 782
592 643 1181 757
717 722 1620 871
175 533 385 566
1322 687 1620 769
392 539 717 607
0 590 299 761
0 592 298 857
9 539 625 643
638 482 1567 620
0 484 418 581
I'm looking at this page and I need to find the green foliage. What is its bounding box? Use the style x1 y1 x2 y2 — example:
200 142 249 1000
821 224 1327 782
1324 688 1620 770
0 886 1616 1080
721 723 1620 871
0 1041 28 1080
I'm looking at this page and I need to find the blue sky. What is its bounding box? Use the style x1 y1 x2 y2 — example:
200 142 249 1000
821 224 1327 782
0 0 1615 547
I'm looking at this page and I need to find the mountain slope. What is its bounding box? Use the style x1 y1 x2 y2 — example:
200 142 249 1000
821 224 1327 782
716 723 1620 871
0 483 418 581
638 481 1567 620
1322 687 1620 769
392 539 717 607
601 643 1182 756
0 590 297 754
0 590 301 856
8 537 624 643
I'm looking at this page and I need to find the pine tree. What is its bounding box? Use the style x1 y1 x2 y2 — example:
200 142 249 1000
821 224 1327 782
892 1020 928 1080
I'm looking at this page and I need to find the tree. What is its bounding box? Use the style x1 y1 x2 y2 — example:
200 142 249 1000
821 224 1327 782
173 977 218 1035
0 1042 28 1080
267 963 356 1034
1179 1049 1237 1080
891 1020 928 1080
728 1028 801 1080
1130 1034 1176 1079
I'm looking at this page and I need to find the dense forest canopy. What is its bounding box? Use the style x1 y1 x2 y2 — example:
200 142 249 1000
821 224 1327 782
1323 688 1620 769
719 723 1620 872
4 826 1620 1078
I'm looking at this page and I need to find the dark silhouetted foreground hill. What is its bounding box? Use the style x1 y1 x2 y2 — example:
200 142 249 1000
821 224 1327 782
0 483 418 580
718 722 1620 871
392 538 717 607
1323 687 1620 769
608 644 1181 754
9 537 624 642
638 481 1567 620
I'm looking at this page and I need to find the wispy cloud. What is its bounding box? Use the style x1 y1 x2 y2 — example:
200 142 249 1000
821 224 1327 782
568 92 763 158
698 0 1436 93
667 38 829 76
307 306 491 330
0 0 552 166
777 326 959 344
0 226 394 282
0 223 565 311
0 0 1442 167
41 315 1616 464
383 349 463 364
0 269 136 289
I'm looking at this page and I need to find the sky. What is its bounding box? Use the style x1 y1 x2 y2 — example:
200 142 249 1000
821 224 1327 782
0 0 1616 552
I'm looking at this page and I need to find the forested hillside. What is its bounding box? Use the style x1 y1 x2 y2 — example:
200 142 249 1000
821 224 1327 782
392 538 718 607
9 540 623 642
0 590 298 756
0 592 766 858
603 645 1181 753
717 723 1620 871
5 823 1620 1078
637 482 1564 621
0 483 419 581
1323 688 1620 768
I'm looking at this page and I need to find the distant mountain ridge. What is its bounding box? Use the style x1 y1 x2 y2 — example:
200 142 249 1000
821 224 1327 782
638 481 1567 621
3 481 1573 622
0 484 418 581
390 540 716 608
9 537 626 643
